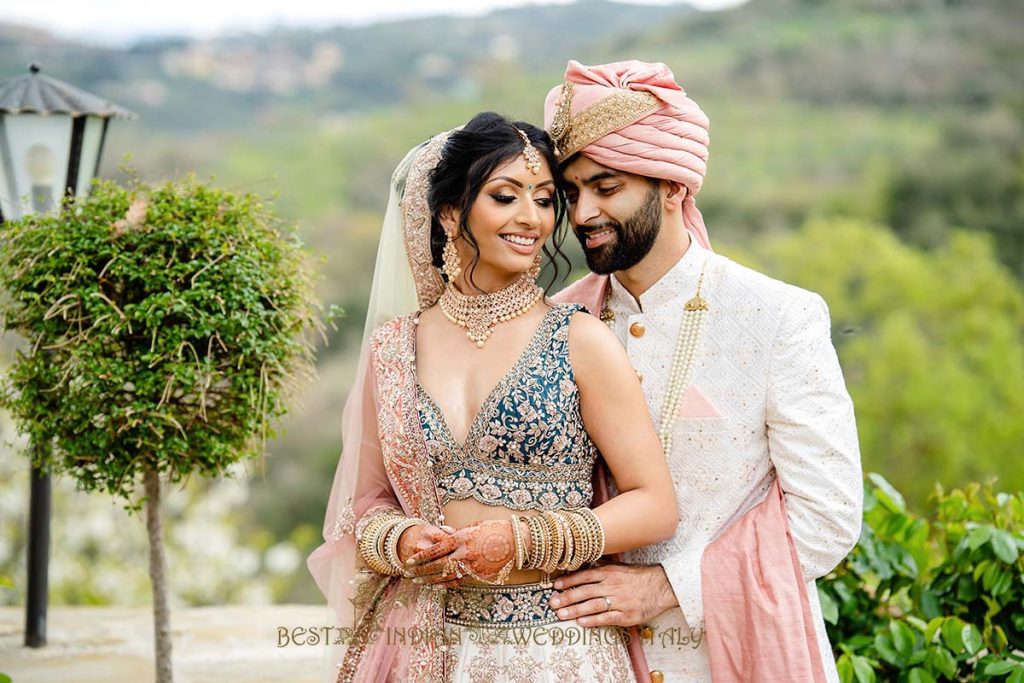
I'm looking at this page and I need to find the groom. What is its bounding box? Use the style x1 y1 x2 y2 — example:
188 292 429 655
546 60 863 682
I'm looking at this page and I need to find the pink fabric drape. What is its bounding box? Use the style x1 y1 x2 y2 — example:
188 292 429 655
307 316 447 682
702 480 828 682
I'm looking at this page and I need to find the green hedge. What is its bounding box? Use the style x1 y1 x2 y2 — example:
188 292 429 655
822 474 1024 682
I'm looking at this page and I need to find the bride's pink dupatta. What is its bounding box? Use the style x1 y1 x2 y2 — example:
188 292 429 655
307 315 448 683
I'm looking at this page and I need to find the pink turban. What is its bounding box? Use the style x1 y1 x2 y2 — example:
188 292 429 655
543 60 711 249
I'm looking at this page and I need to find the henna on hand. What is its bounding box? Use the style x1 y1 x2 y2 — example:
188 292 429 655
399 524 456 567
456 520 515 579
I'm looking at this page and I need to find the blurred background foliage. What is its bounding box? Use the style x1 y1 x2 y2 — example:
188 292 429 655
0 0 1021 606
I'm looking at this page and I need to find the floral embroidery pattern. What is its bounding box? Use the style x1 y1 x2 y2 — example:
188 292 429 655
330 502 356 540
443 621 634 682
337 316 449 683
418 304 598 512
444 583 558 628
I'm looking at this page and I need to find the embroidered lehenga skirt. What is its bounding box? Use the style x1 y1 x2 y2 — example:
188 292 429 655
440 582 636 683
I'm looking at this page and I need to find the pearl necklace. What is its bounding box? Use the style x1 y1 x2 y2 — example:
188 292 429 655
601 259 710 456
439 274 544 348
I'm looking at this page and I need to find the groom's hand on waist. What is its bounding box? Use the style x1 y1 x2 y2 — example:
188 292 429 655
547 563 678 628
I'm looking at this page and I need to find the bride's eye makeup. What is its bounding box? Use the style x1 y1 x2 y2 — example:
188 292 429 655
489 193 516 204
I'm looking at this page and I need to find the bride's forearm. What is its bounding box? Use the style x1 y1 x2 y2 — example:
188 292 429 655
592 487 678 555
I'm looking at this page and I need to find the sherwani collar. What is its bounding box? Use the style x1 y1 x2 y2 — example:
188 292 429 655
608 237 709 315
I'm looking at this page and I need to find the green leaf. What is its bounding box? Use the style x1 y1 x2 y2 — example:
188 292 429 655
991 529 1020 564
869 473 906 513
941 618 965 653
984 660 1019 675
819 587 839 625
919 589 941 620
907 668 936 683
962 624 983 656
924 617 944 645
992 570 1013 598
852 655 876 683
1008 668 1024 683
992 625 1009 652
925 646 957 680
863 486 878 514
982 562 1001 590
837 653 855 683
875 632 901 667
968 525 993 551
0 674 10 683
891 620 916 659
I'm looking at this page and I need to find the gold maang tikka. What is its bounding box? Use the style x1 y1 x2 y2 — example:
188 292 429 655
515 128 542 175
548 81 575 160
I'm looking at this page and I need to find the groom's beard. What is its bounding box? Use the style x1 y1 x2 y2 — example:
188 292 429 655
575 185 662 275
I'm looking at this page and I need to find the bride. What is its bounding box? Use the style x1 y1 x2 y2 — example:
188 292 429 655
308 112 676 682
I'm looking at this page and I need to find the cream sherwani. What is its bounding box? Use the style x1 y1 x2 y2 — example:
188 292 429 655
558 239 862 682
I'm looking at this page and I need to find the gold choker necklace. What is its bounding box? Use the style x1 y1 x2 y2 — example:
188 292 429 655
439 275 544 348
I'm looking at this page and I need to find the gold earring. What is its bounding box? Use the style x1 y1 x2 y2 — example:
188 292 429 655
442 233 461 281
529 253 542 279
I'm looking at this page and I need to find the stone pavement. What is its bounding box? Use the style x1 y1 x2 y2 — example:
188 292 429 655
0 604 334 682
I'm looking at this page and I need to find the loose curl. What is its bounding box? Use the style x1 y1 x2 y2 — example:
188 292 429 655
427 111 571 294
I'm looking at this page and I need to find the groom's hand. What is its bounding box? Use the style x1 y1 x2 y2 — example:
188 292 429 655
548 563 678 627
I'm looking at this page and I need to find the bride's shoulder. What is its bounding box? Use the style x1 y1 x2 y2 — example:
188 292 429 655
562 304 627 366
369 312 419 346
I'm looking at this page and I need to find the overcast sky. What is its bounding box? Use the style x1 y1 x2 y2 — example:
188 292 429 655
0 0 744 46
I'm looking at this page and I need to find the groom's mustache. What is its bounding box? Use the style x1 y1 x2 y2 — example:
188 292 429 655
574 220 620 245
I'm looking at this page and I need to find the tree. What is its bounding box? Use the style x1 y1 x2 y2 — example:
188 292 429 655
733 220 1024 508
0 176 329 682
883 105 1024 278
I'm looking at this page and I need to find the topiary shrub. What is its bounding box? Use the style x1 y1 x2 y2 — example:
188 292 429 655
0 175 332 682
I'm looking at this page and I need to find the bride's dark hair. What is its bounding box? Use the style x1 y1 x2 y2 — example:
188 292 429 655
427 111 571 294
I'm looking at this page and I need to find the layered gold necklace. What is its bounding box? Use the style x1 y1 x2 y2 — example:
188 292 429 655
439 274 544 348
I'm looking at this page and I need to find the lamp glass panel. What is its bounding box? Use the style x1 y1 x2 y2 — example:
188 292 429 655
2 113 72 218
0 115 12 220
74 116 105 198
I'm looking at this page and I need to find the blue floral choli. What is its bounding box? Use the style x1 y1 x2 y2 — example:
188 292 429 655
416 303 597 512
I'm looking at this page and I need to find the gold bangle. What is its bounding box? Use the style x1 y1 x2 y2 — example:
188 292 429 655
561 511 577 573
357 513 407 576
574 509 594 569
524 514 546 570
510 514 525 571
579 508 605 564
385 517 422 573
540 511 563 574
564 510 585 571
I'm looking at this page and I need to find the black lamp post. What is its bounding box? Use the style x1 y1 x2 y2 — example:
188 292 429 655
0 62 135 648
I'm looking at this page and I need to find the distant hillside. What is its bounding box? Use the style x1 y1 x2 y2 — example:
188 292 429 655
3 0 1019 275
0 0 694 131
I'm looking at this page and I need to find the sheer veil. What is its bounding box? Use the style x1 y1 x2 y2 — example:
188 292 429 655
306 131 452 682
361 142 424 343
